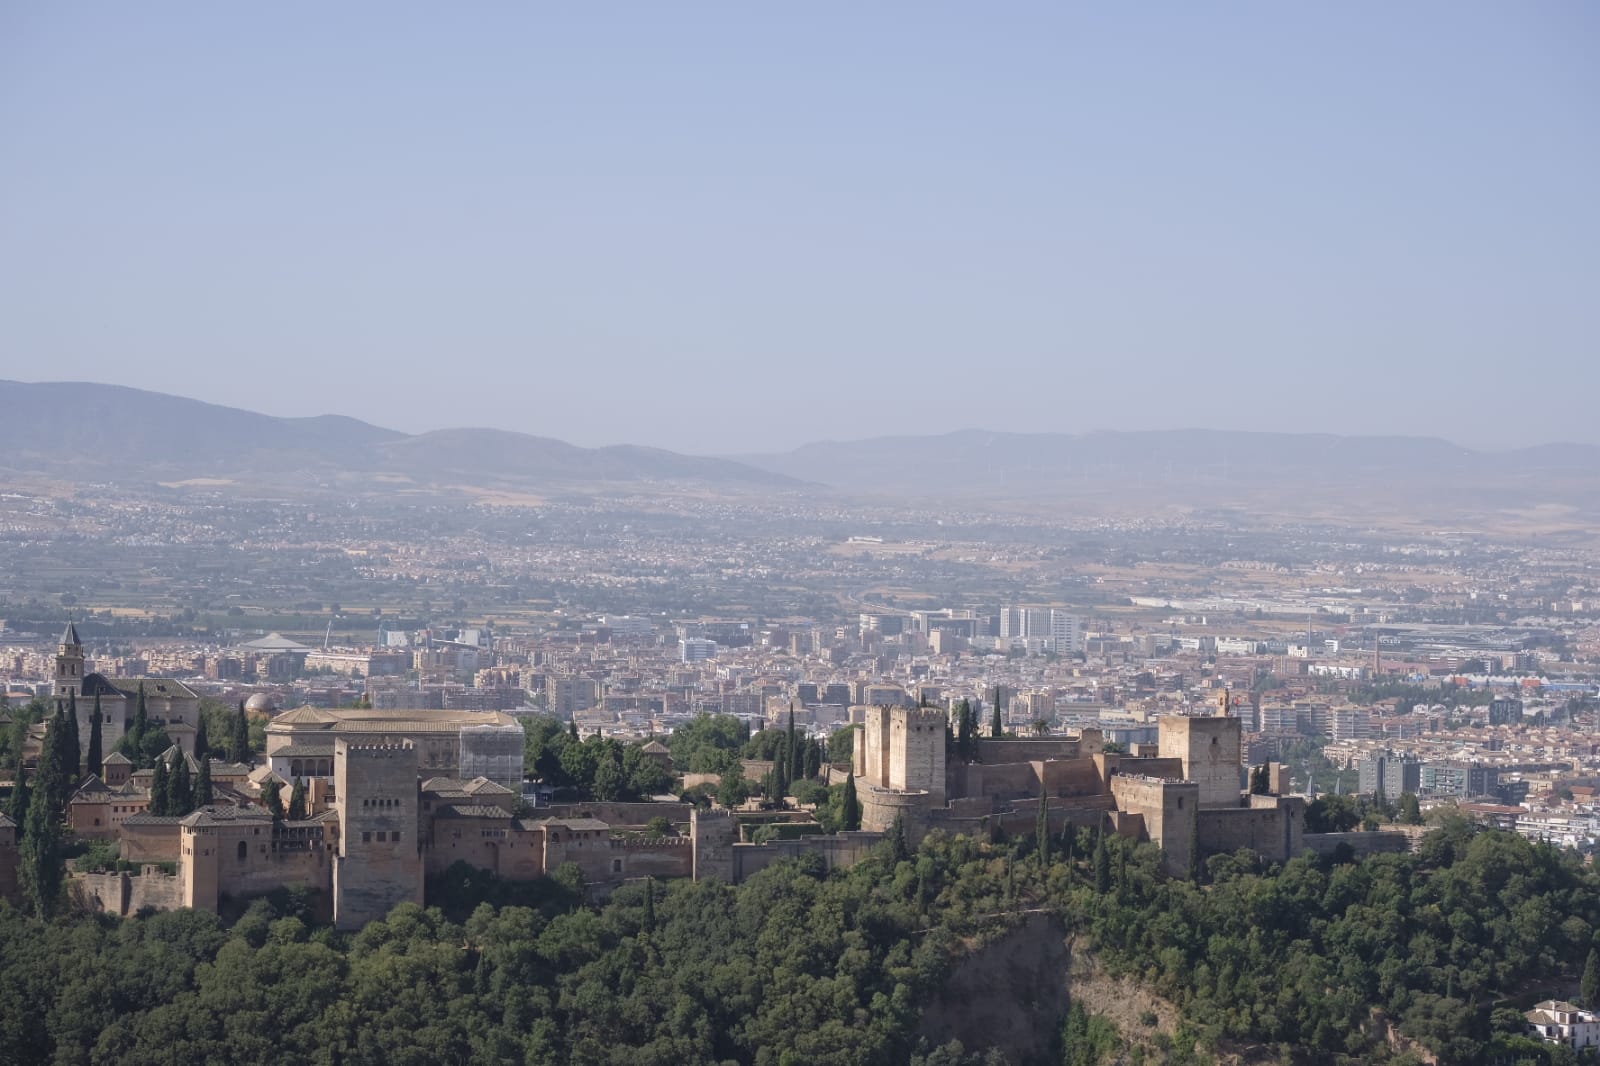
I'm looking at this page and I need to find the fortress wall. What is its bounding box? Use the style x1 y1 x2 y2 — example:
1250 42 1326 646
72 868 183 916
1197 805 1301 865
544 802 692 827
607 837 693 880
991 800 1114 841
220 842 328 901
730 832 880 883
952 762 1039 803
542 825 615 884
1038 759 1106 798
859 784 935 836
425 826 504 876
973 738 1081 764
122 822 182 863
1302 831 1413 858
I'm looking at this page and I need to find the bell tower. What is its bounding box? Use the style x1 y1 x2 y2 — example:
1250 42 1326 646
55 621 84 711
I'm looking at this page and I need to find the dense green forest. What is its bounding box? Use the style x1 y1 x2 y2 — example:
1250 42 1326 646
0 819 1592 1065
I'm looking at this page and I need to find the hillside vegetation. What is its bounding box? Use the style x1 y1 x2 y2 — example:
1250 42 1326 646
0 819 1591 1065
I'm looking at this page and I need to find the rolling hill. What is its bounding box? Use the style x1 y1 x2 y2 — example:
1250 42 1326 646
0 380 799 492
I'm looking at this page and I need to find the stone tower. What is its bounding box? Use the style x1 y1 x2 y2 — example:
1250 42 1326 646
54 621 84 712
1158 715 1243 809
332 739 423 930
888 706 947 805
690 807 733 882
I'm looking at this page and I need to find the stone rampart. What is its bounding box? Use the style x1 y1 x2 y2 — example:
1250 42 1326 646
1302 830 1414 858
545 801 692 827
859 783 935 837
1196 802 1302 865
973 737 1081 764
730 831 881 882
71 867 183 916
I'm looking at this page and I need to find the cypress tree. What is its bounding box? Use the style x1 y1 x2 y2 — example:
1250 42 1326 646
786 706 800 784
1036 788 1050 866
66 693 81 778
87 693 104 780
8 763 29 825
642 876 656 934
194 712 210 765
287 777 308 821
261 777 283 818
196 757 214 807
568 719 579 741
1583 948 1600 1009
232 701 250 764
20 780 62 918
149 759 170 817
991 686 1003 738
803 738 820 780
841 773 861 831
889 814 910 862
37 707 69 818
1093 831 1111 894
172 753 193 815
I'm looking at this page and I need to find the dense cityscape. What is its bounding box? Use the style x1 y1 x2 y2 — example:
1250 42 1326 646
4 469 1600 1061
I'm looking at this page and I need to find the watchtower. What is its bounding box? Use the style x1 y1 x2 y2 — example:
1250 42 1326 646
690 807 733 882
889 706 947 805
333 739 423 929
1158 715 1243 809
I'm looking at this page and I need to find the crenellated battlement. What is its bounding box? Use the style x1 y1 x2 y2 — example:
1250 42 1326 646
341 741 416 757
610 836 691 849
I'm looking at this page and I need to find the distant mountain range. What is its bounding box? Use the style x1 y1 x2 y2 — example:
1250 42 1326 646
4 381 1597 509
0 380 799 492
734 428 1600 498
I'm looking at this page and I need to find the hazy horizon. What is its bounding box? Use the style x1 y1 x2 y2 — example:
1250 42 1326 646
2 5 1594 454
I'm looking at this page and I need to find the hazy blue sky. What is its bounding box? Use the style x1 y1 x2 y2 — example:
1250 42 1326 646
1 4 1594 454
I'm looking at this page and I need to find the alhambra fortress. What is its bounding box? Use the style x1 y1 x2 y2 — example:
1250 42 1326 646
0 627 1414 928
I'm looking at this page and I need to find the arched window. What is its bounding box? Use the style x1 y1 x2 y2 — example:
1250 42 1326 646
236 841 248 862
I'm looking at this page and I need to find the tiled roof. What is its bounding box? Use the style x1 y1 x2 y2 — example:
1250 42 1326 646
123 812 188 827
70 775 112 798
542 817 610 832
434 804 514 820
104 677 198 700
180 805 275 827
269 744 337 757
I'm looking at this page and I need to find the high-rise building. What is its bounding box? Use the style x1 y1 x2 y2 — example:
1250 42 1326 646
679 638 718 663
1488 697 1523 726
1049 610 1084 655
1358 751 1421 798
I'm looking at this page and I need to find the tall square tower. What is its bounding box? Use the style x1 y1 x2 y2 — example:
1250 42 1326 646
333 739 423 930
1158 715 1243 809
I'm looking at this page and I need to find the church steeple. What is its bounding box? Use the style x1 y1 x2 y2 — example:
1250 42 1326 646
56 620 85 710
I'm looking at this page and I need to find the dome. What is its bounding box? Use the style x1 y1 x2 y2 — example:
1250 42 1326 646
244 692 280 716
